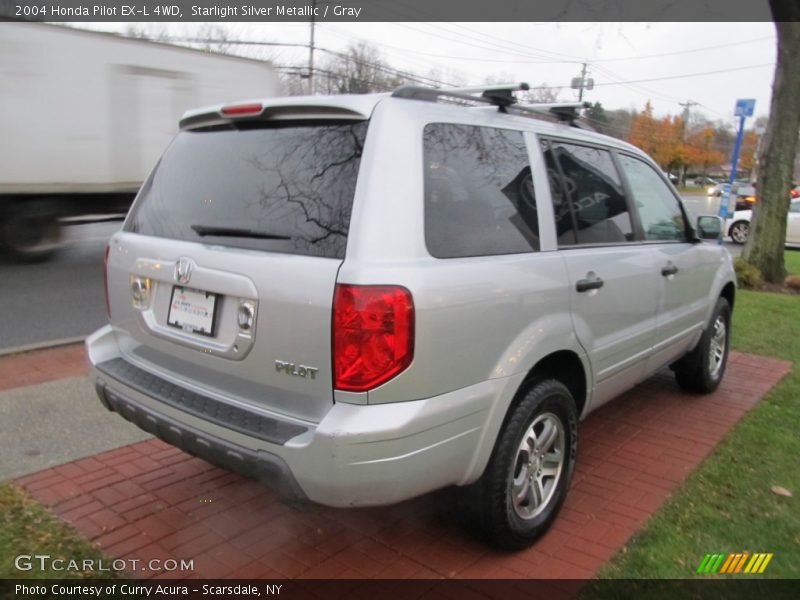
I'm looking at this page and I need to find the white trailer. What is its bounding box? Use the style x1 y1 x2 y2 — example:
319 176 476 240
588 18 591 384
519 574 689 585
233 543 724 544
0 22 281 259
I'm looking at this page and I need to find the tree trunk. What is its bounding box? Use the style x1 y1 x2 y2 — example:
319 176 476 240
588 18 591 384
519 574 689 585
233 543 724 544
741 17 800 283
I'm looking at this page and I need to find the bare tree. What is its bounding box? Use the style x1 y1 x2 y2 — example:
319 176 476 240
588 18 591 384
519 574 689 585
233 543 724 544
123 24 171 42
522 84 561 105
317 43 406 94
193 24 234 55
741 8 800 283
427 67 469 88
279 71 311 96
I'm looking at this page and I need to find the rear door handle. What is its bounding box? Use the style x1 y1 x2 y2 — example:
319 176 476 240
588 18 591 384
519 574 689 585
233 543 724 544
576 276 604 292
661 263 679 277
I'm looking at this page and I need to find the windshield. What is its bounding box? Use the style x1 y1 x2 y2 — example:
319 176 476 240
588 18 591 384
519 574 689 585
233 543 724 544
125 120 369 259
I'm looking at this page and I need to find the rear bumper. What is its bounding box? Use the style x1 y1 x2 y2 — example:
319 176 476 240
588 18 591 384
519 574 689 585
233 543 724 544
86 325 518 507
93 377 307 501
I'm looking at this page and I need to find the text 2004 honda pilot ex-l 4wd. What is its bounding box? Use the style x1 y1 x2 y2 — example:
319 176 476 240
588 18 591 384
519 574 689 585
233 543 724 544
87 84 736 549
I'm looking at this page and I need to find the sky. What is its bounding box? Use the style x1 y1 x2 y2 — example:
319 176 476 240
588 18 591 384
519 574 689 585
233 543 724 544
72 21 778 129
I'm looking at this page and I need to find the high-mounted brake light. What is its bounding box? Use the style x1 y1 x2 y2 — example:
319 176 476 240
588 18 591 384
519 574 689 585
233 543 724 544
333 284 415 393
221 103 263 116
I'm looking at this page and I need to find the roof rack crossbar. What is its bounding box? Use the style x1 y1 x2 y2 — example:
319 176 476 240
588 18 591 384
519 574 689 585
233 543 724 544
437 82 530 96
391 86 496 107
508 101 591 121
391 85 591 123
392 83 531 109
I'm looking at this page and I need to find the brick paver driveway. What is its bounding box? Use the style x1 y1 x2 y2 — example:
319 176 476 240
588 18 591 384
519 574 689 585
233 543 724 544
11 347 791 579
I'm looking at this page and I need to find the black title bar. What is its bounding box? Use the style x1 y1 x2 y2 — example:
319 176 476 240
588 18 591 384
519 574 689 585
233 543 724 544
0 0 777 22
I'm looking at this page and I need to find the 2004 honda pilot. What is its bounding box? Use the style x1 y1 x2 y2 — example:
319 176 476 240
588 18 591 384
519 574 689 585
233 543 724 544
87 84 736 548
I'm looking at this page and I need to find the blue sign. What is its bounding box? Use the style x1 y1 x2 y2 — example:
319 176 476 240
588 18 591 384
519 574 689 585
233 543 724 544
734 98 756 117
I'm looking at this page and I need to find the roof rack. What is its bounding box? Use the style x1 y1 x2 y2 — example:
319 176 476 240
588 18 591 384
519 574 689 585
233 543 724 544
392 83 528 110
391 83 591 126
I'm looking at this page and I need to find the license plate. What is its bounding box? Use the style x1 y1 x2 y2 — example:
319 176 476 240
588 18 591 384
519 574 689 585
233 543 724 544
167 286 218 337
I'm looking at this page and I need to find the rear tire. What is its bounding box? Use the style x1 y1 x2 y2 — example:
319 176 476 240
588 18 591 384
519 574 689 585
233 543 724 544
460 379 578 550
672 297 731 394
0 201 63 262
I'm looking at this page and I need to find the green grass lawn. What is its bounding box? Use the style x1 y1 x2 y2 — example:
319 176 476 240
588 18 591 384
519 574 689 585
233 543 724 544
784 249 800 276
597 254 800 579
0 482 112 579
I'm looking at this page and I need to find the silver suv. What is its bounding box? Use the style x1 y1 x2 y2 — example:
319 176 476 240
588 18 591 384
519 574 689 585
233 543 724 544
87 84 735 549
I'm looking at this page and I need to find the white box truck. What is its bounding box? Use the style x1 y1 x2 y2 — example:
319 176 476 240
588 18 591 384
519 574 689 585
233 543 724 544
0 22 281 260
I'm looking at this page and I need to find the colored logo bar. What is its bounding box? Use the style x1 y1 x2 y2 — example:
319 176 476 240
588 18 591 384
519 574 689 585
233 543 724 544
696 552 773 574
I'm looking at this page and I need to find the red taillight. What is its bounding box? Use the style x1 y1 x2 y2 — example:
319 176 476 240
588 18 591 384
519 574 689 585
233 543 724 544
103 244 111 319
221 103 263 116
333 284 414 392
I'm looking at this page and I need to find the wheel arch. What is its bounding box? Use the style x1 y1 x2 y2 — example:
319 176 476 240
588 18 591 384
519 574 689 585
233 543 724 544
521 350 588 420
720 280 736 311
462 348 590 485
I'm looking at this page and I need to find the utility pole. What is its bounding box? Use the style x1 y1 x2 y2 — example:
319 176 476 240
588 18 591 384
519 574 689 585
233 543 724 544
570 62 594 102
308 0 316 95
678 100 698 140
678 100 698 187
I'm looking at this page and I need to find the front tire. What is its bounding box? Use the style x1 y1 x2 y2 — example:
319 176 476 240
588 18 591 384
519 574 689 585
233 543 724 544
672 297 731 393
729 221 749 245
463 379 578 550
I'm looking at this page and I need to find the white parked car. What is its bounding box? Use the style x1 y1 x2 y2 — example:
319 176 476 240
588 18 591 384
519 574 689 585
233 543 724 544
726 198 800 245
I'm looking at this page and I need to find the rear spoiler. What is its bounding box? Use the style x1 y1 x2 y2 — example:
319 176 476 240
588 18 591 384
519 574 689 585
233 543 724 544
179 100 378 130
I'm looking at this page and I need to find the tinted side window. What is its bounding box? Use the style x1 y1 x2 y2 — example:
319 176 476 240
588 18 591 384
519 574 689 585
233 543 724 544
424 124 539 258
543 141 632 246
617 154 688 242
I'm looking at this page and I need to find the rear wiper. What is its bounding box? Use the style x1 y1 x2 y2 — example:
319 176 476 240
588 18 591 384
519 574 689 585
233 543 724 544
190 225 291 240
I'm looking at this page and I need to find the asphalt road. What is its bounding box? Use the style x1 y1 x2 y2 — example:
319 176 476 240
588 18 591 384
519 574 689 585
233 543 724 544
0 376 151 479
0 195 740 353
681 193 728 222
0 221 120 353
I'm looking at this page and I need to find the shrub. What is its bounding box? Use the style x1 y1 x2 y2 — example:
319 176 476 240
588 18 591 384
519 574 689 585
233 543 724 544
734 257 764 289
785 275 800 292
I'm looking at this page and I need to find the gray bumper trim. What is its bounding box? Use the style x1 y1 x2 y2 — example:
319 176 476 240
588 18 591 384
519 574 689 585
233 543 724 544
94 378 307 502
96 358 308 445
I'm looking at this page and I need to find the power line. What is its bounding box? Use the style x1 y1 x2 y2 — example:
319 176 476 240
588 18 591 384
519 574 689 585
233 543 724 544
152 35 457 87
318 24 461 76
541 62 775 90
591 35 773 62
590 63 691 104
389 22 583 65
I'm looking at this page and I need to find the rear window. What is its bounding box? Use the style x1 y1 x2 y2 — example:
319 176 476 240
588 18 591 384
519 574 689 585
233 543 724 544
125 121 368 259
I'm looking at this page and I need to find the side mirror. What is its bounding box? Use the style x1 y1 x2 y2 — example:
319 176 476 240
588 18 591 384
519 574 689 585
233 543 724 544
696 215 723 240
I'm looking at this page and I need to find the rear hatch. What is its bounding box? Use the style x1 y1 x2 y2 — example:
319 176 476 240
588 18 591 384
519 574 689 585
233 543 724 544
106 115 369 423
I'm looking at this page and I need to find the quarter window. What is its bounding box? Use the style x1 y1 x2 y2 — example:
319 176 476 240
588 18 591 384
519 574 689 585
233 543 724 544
542 141 633 246
617 154 688 242
424 123 540 258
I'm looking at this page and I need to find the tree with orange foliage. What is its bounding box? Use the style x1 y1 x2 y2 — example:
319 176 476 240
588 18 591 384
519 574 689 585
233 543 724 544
686 126 726 178
627 104 690 178
738 130 760 175
626 102 659 158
